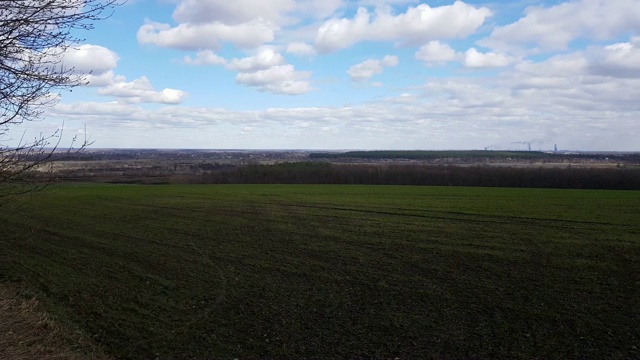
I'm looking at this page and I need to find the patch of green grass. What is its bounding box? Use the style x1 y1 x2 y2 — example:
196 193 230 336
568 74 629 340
1 184 639 359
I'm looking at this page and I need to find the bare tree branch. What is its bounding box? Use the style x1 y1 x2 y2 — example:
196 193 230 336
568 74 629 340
1 0 121 200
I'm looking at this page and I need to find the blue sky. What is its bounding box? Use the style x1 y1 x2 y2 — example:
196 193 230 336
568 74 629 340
26 0 640 150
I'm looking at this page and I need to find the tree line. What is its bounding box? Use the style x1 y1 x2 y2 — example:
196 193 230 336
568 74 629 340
309 150 640 162
172 162 640 190
310 150 557 160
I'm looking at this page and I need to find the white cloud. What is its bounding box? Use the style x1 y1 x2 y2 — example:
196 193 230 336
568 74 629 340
39 1 640 151
48 54 640 151
172 0 296 25
347 55 399 82
183 50 226 65
137 20 275 50
183 47 311 96
84 70 125 87
53 101 140 118
480 0 640 52
139 0 346 53
515 53 588 79
173 0 344 25
43 44 120 86
414 43 514 68
586 41 640 78
286 42 317 57
227 49 287 72
315 2 491 52
56 44 188 104
62 44 119 75
98 76 188 104
347 60 381 82
503 45 640 116
463 48 514 68
415 41 456 64
382 55 399 67
358 0 418 6
235 64 313 95
297 0 344 20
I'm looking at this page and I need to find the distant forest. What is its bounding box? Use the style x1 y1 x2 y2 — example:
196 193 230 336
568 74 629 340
176 162 640 190
309 150 640 162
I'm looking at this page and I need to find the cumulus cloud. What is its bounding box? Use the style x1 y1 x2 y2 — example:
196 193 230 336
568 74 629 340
138 0 345 53
183 48 312 95
586 41 640 78
501 42 640 117
347 55 399 82
227 48 286 72
415 41 456 64
172 0 343 26
315 2 491 52
62 44 119 75
81 70 188 105
297 0 344 20
172 0 296 25
84 71 125 87
97 76 188 104
52 44 121 86
480 0 640 52
183 50 226 65
55 43 189 104
286 42 317 57
181 47 314 95
235 65 312 95
515 53 587 79
463 48 514 68
415 43 513 68
137 20 275 50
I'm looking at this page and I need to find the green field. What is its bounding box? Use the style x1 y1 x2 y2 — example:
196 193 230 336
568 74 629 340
1 184 639 359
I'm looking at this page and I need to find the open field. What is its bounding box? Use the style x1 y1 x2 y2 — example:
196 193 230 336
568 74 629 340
1 184 639 359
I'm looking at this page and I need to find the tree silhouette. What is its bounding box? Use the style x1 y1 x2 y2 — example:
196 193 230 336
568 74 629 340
0 0 120 199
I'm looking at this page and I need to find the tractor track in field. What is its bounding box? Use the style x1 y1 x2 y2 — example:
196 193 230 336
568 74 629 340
272 202 626 229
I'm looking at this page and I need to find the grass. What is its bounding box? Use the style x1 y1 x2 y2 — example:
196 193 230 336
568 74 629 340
0 282 111 360
1 184 639 359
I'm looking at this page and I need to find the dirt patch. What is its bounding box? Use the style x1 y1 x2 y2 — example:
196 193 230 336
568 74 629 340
0 283 110 360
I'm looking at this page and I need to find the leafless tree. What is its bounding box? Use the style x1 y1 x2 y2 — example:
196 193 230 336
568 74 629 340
0 0 121 200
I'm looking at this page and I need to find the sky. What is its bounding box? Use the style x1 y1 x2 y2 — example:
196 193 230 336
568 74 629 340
20 0 640 150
